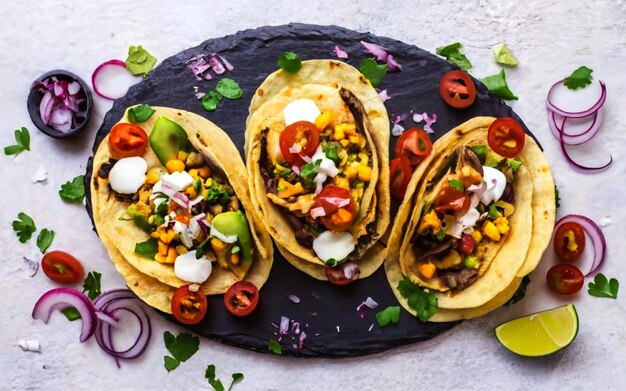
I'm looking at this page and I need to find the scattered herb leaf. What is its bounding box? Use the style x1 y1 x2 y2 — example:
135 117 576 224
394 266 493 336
376 306 400 327
322 142 341 164
300 159 321 190
36 228 55 253
487 203 500 219
268 339 282 355
397 276 438 322
59 175 85 202
163 331 200 372
491 43 518 66
82 271 102 300
202 91 223 112
134 237 159 259
205 365 224 391
505 275 531 306
564 66 593 90
206 181 231 205
125 45 157 77
324 258 339 267
195 237 211 259
587 273 619 299
163 355 180 372
448 179 463 191
216 78 243 100
278 51 302 74
555 185 561 208
435 226 445 241
4 127 30 156
471 144 488 160
128 104 155 123
12 212 36 243
61 307 81 321
436 42 472 71
481 69 518 100
229 373 244 391
507 159 522 172
359 58 387 88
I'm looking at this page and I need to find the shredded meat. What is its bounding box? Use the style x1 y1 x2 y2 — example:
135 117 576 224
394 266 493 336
440 268 478 291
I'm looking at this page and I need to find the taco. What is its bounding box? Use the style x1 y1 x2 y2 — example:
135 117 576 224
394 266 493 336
91 106 273 313
245 60 390 282
385 116 555 319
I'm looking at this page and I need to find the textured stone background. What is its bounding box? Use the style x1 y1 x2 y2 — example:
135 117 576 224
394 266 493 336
1 0 625 390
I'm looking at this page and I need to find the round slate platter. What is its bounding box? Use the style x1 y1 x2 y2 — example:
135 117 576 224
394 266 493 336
85 23 532 357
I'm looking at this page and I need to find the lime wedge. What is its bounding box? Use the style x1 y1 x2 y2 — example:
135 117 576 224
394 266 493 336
494 304 578 357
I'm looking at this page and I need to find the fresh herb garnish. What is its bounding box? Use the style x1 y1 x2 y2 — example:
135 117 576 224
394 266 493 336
125 45 157 77
481 69 518 101
505 275 531 306
359 58 387 88
36 228 55 253
128 104 155 123
62 307 81 321
134 237 159 259
507 159 522 172
82 271 102 300
555 185 561 208
12 212 36 243
587 273 619 299
4 127 30 156
487 203 500 219
434 226 445 241
274 164 294 179
322 142 341 164
59 175 85 202
491 43 518 66
375 306 400 327
300 159 321 190
397 276 438 322
471 144 488 160
205 364 244 391
216 78 243 100
202 91 223 112
435 42 472 71
163 331 200 372
193 178 203 195
448 179 463 191
324 258 339 267
564 66 593 90
268 339 282 355
196 237 211 259
277 51 302 74
206 182 231 205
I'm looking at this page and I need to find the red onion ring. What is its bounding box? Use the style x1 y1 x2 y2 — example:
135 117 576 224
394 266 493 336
548 109 604 146
32 288 97 342
91 59 135 100
556 122 612 171
547 80 607 118
554 214 606 276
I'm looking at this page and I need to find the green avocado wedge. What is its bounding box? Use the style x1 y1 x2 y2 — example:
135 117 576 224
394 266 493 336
149 116 195 165
212 211 253 262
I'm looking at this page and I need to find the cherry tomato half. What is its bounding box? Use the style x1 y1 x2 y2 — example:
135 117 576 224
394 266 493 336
324 261 360 286
41 251 85 284
108 123 149 160
487 117 526 158
546 264 584 295
224 281 259 317
279 121 320 167
395 128 433 166
171 285 208 325
390 155 413 200
553 222 586 262
439 70 476 109
434 187 471 215
313 185 357 232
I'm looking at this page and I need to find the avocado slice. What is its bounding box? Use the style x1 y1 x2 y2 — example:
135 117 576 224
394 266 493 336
149 116 196 165
211 211 254 278
127 203 153 232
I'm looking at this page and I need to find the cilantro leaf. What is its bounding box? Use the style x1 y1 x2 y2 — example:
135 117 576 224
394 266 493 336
487 203 500 219
278 51 302 74
128 104 155 123
36 228 55 253
555 185 561 209
202 91 223 112
268 339 282 355
125 45 157 77
300 159 321 190
507 159 522 172
322 142 341 164
471 144 488 160
205 365 225 391
164 331 199 363
359 58 387 88
229 373 244 391
375 306 400 327
206 182 231 205
216 78 243 100
82 271 102 300
505 275 531 306
59 175 85 202
448 179 463 191
481 69 518 101
134 237 159 259
491 43 518 66
12 212 36 243
61 307 81 321
164 355 180 372
4 127 30 156
397 276 438 322
436 42 472 71
587 273 619 299
564 66 593 90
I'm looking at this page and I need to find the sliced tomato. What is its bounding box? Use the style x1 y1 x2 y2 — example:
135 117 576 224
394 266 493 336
171 285 208 325
434 187 470 215
395 128 433 166
439 70 476 109
313 185 357 232
390 155 412 200
41 251 85 284
224 281 259 317
487 117 526 158
553 222 586 262
546 264 584 295
108 123 148 160
279 121 320 167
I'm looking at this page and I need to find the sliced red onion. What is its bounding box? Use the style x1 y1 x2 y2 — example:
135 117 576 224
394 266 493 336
556 121 612 172
360 41 389 62
187 56 212 81
91 59 139 100
96 311 120 327
292 165 301 176
548 109 604 146
334 45 348 59
32 288 97 342
195 91 206 100
356 297 379 318
554 214 606 276
287 294 301 304
342 261 360 280
217 54 234 72
298 331 306 350
171 191 190 208
310 207 326 219
378 89 390 102
291 321 300 334
386 54 402 72
279 316 289 336
547 79 606 118
209 55 226 75
39 91 55 124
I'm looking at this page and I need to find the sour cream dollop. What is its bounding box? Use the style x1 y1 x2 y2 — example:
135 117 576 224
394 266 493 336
284 98 321 125
174 251 212 284
312 231 355 262
109 156 147 194
477 166 507 205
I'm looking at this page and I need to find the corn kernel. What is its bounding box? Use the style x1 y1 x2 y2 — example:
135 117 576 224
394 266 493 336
188 169 199 179
230 253 240 265
176 151 188 161
145 169 161 185
339 139 350 148
494 216 510 235
358 165 372 182
211 237 227 252
358 153 369 165
349 135 361 145
166 159 185 173
175 245 188 255
334 176 350 190
197 166 212 179
166 247 178 263
314 111 335 131
471 230 483 244
482 221 501 241
184 186 197 198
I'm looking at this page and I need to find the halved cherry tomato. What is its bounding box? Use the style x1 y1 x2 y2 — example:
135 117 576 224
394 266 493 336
325 261 360 286
171 285 208 325
41 251 85 284
439 70 476 109
313 185 357 232
390 155 412 200
224 281 259 317
108 123 148 160
395 128 433 166
434 187 470 215
553 222 586 262
279 121 320 167
487 117 526 158
546 264 584 295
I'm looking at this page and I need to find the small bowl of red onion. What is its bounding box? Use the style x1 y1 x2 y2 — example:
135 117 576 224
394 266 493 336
27 69 93 139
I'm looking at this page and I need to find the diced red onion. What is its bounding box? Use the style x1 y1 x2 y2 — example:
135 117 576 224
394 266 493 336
360 41 389 62
324 197 350 208
547 79 607 118
291 321 300 334
378 89 390 102
217 54 234 72
195 91 206 100
23 257 39 277
39 91 55 124
187 56 212 81
334 45 348 59
32 288 97 342
298 331 306 350
91 59 138 100
209 55 225 75
279 316 289 335
287 294 301 304
391 123 405 137
342 261 360 280
386 54 402 72
67 81 81 95
171 191 190 208
310 206 326 218
554 214 606 276
292 165 301 176
288 143 303 154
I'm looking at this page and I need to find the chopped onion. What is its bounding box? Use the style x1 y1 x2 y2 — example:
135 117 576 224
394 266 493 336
310 206 326 218
291 321 300 334
378 89 390 102
186 56 212 81
287 294 301 304
23 257 39 277
360 41 389 62
288 143 302 154
34 76 86 132
217 54 234 72
32 288 97 342
171 191 190 208
91 59 140 100
298 331 307 350
554 215 606 276
386 54 402 72
334 45 348 59
279 316 289 336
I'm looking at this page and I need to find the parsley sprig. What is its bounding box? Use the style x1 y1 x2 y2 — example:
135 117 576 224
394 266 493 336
397 276 438 322
163 331 200 372
205 364 244 391
268 339 282 355
82 271 102 300
4 127 30 156
588 273 619 299
436 42 472 71
12 212 36 243
278 51 302 74
564 66 593 90
59 175 85 202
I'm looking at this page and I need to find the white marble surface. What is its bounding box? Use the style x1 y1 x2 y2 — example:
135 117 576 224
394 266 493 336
1 0 625 390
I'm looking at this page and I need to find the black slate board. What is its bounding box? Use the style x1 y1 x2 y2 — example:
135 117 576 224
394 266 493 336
85 23 531 357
